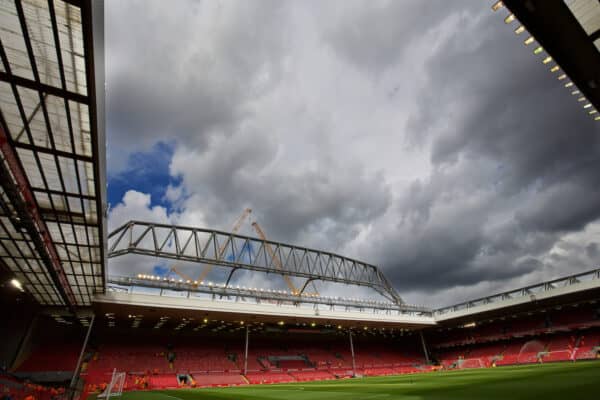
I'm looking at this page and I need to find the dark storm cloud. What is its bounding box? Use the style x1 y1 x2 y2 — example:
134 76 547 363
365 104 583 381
586 243 599 259
365 2 600 295
107 0 600 306
106 0 291 171
326 0 480 75
171 134 393 249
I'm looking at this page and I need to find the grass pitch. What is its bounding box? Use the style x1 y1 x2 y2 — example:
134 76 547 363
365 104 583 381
101 362 600 400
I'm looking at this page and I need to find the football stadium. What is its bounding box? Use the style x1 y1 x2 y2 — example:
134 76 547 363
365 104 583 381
1 0 600 399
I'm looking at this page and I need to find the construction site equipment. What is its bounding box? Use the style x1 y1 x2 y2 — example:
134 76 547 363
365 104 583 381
251 221 318 296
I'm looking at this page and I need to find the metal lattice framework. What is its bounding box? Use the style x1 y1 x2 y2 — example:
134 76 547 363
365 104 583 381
108 221 404 305
106 276 430 314
0 0 105 307
435 267 600 316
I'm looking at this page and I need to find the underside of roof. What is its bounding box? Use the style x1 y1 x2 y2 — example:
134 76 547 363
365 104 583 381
0 0 105 307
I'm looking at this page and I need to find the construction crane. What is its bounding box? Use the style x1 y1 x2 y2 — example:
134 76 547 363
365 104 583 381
251 221 319 296
168 266 195 284
196 208 252 282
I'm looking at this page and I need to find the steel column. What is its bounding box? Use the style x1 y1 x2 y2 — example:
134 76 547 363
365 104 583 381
419 331 430 364
243 326 249 375
69 314 95 399
349 331 356 377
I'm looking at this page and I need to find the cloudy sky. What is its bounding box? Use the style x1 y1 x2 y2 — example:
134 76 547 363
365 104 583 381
105 0 600 308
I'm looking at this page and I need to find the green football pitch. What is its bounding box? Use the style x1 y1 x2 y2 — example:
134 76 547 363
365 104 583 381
96 362 600 400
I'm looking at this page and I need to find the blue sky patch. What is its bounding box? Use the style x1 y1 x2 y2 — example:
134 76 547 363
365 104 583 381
108 141 182 211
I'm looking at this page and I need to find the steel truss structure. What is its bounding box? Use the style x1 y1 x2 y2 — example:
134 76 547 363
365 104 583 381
0 0 106 307
107 275 431 315
435 267 600 316
108 221 405 305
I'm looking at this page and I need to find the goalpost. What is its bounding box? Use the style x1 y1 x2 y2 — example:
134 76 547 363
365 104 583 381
98 369 126 398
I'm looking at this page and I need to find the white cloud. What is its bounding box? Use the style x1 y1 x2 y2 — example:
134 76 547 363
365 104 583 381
106 1 600 307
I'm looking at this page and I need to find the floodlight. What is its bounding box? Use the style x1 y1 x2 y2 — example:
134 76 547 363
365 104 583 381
10 279 23 292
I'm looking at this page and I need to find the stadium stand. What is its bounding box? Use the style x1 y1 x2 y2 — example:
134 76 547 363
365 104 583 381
432 302 600 369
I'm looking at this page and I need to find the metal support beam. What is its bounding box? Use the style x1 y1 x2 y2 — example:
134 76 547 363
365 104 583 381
108 276 431 314
69 314 95 399
349 331 356 377
299 278 315 295
225 268 239 287
419 331 430 364
108 221 404 304
0 124 76 307
10 313 38 371
243 326 249 375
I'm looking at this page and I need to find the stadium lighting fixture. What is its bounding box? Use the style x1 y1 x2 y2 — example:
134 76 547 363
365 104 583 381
595 116 600 121
278 321 285 326
310 322 316 327
564 82 573 88
504 14 515 24
583 103 592 109
577 97 586 102
571 90 580 95
589 109 598 115
533 46 543 55
337 325 342 329
514 25 525 35
491 1 503 11
557 74 566 80
523 36 534 45
203 317 208 323
550 65 559 73
10 279 23 292
542 56 552 64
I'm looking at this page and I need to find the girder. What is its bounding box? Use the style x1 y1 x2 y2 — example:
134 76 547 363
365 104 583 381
106 276 429 314
108 221 404 305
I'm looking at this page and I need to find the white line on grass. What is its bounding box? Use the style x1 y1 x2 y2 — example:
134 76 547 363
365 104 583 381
157 393 184 400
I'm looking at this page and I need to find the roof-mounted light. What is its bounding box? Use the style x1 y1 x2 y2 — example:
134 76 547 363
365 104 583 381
514 25 525 35
491 1 503 11
504 14 515 24
524 36 534 45
10 279 23 292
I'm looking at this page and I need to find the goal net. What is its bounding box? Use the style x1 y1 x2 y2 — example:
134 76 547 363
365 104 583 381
98 369 126 398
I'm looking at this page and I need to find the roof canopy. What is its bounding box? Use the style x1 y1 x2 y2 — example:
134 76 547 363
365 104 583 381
0 0 105 306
